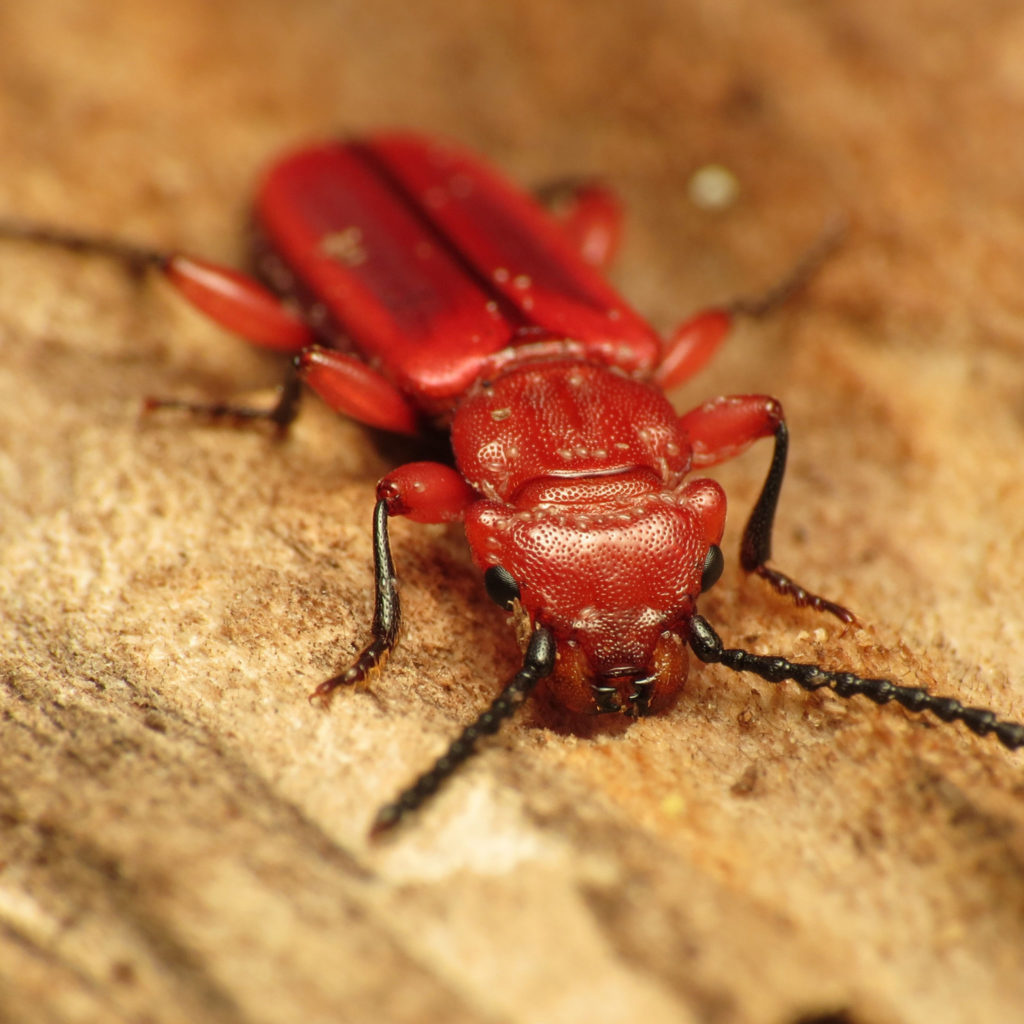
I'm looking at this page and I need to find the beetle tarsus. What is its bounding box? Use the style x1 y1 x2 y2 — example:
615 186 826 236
751 565 857 625
370 627 556 836
309 645 391 705
689 614 1024 750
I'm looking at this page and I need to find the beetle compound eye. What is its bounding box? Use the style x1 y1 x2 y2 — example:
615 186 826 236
700 545 724 593
484 565 521 609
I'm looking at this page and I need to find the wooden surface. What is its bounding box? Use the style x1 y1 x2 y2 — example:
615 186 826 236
1 2 1023 1023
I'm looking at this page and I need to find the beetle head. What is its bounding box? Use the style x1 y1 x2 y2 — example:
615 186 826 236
466 475 726 715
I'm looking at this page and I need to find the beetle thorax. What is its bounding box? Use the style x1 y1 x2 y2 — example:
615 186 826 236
457 359 727 713
452 359 693 501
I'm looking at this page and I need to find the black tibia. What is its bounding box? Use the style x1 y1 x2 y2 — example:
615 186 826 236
728 219 846 319
0 218 304 430
371 627 557 835
0 219 165 276
143 365 303 433
311 499 400 703
689 614 1024 750
741 420 855 624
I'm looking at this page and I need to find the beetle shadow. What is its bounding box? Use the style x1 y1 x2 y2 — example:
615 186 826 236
524 687 638 741
363 422 453 467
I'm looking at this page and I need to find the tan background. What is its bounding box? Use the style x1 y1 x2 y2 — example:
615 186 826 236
2 2 1023 1023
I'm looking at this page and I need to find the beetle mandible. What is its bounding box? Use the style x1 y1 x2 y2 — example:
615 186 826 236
3 133 1022 833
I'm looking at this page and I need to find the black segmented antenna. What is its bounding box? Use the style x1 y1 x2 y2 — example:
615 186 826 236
688 614 1024 750
371 626 556 836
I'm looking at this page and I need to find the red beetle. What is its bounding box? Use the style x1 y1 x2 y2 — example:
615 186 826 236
3 134 1022 832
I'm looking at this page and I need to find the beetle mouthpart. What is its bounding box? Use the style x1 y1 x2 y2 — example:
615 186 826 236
591 669 657 717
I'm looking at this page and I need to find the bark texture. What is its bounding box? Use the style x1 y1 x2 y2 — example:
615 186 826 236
1 3 1023 1023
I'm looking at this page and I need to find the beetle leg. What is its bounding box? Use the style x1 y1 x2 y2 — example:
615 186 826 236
738 417 855 624
162 255 315 352
371 626 556 835
0 218 165 274
311 463 476 699
535 179 623 271
678 393 783 469
375 461 477 523
295 346 420 435
656 222 845 391
143 364 304 432
0 220 318 353
726 218 846 319
689 614 1024 750
680 395 854 624
152 333 422 435
656 308 734 390
310 499 400 704
0 220 317 429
